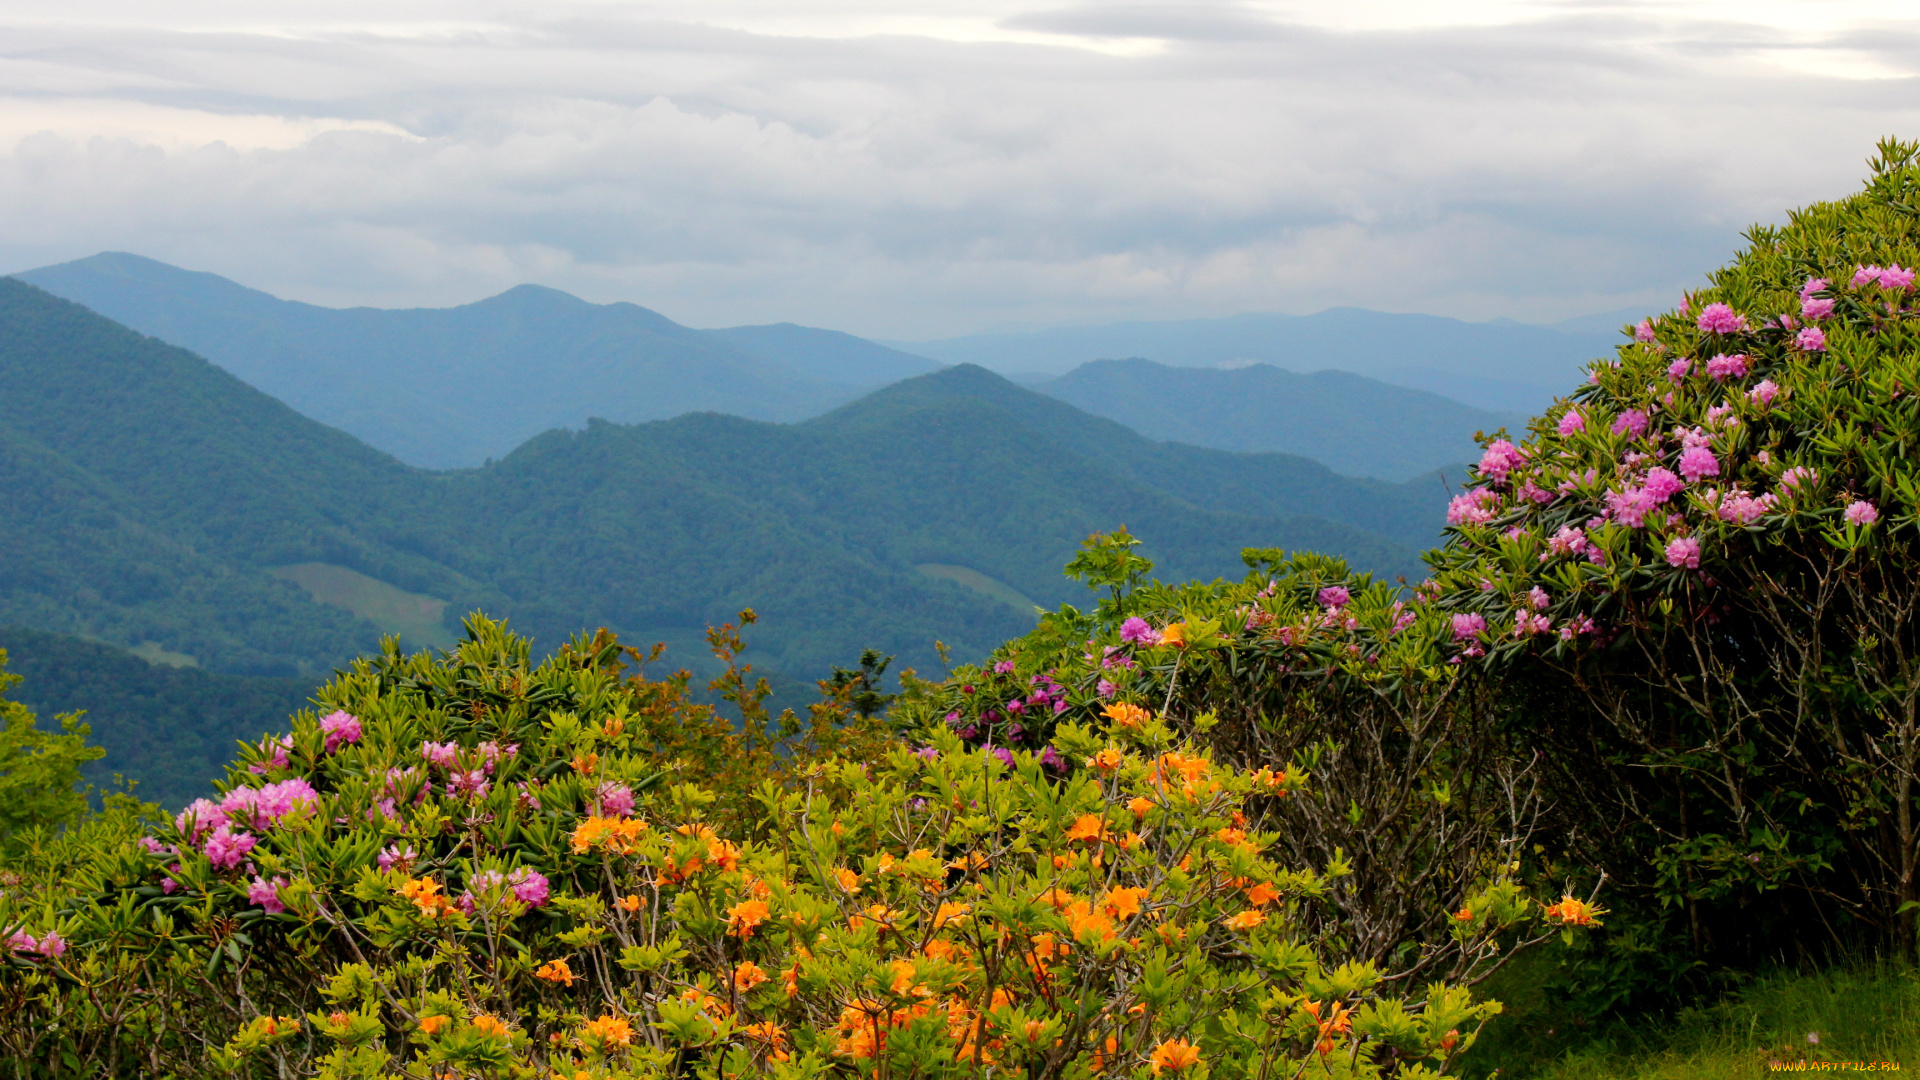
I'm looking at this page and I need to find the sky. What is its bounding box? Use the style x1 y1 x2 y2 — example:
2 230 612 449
0 1 1916 338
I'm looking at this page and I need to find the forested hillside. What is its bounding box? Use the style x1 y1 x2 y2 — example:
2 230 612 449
16 253 940 469
0 279 1444 710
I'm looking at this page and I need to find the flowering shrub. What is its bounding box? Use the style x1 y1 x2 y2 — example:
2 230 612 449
1425 138 1920 957
0 612 1581 1077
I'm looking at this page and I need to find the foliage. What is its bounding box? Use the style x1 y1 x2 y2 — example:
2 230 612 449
0 646 106 849
0 612 1593 1078
1426 137 1920 963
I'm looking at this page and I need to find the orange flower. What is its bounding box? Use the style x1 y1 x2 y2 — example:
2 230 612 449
579 1013 633 1048
1149 1038 1201 1074
1250 766 1292 793
1158 623 1188 648
1221 909 1265 931
706 838 741 873
1102 702 1151 729
743 1020 790 1061
832 867 861 893
726 898 771 938
1244 882 1281 907
782 961 801 997
1452 906 1475 922
570 752 599 776
1101 886 1149 920
1037 887 1076 911
398 877 455 919
1091 1034 1121 1074
1543 895 1604 927
471 1014 510 1038
418 1014 449 1036
733 960 770 992
1128 796 1155 818
933 901 972 929
617 893 644 913
1064 814 1109 843
535 958 576 985
1064 900 1117 942
1087 747 1125 773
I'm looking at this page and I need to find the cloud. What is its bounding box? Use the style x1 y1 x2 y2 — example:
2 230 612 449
0 1 1916 336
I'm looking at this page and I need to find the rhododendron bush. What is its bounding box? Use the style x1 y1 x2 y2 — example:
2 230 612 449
1426 139 1920 958
0 616 1565 1078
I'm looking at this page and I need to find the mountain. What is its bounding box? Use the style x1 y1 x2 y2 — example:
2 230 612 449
0 628 313 808
1031 358 1516 481
887 307 1630 415
0 279 1446 694
13 253 937 470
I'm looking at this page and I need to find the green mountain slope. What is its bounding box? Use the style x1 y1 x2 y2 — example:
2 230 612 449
14 253 935 469
0 628 313 808
1033 358 1514 481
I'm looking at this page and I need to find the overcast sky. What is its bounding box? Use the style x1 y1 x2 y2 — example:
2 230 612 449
1 1 1916 338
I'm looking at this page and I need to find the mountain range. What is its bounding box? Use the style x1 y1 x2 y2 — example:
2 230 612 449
0 277 1450 697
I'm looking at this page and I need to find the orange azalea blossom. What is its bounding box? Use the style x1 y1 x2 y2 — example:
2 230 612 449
1128 796 1155 817
1090 1034 1121 1074
1543 895 1605 926
1087 747 1125 773
832 866 861 893
418 1014 450 1036
947 851 989 873
1149 1038 1201 1074
579 1014 633 1047
1250 766 1293 793
682 986 732 1018
257 1015 299 1037
535 959 576 985
889 958 933 997
1158 623 1188 648
1102 702 1152 729
933 901 971 929
833 1000 891 1059
1452 906 1475 922
1222 909 1265 931
1301 999 1353 1056
1244 881 1281 907
471 1014 511 1038
617 893 644 913
726 898 770 938
1101 886 1149 920
570 752 599 776
848 904 901 932
571 815 648 855
1065 900 1118 942
1064 814 1110 843
742 1021 790 1061
1149 752 1213 798
1037 887 1076 911
601 715 625 738
398 877 456 919
732 959 770 992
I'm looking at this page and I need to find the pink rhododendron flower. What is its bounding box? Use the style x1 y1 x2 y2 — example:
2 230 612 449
447 770 491 798
6 931 36 953
1802 296 1835 320
1118 618 1160 646
220 778 319 830
248 734 292 774
1316 586 1349 610
595 783 635 817
1528 586 1551 610
1749 379 1781 406
34 932 64 958
1547 525 1590 557
1801 276 1829 299
202 826 257 870
1645 467 1685 503
421 741 461 769
510 868 550 907
1883 265 1916 290
176 799 223 841
377 844 417 872
1513 612 1552 638
1704 353 1749 380
1667 358 1694 383
1679 445 1721 483
477 741 518 773
1096 678 1118 698
1845 500 1881 526
1477 439 1526 482
1447 487 1499 526
1450 613 1487 641
1611 410 1649 438
247 875 289 914
1558 408 1586 436
1779 466 1818 494
1853 265 1883 287
1696 303 1747 334
993 660 1016 674
1795 327 1827 351
1559 615 1596 640
1518 480 1553 504
1634 319 1657 343
1665 536 1701 569
1717 490 1775 525
1606 487 1657 528
320 710 362 753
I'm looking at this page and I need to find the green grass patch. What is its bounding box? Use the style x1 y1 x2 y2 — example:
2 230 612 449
267 563 457 650
916 563 1042 613
1461 955 1920 1079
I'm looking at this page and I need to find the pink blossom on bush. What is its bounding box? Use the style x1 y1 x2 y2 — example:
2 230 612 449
1096 678 1118 698
447 770 491 798
34 933 64 958
1645 467 1685 502
1802 296 1835 320
6 931 36 953
509 868 550 907
1558 408 1586 436
1513 612 1552 637
1547 525 1589 557
320 711 362 753
1845 500 1881 526
1477 439 1526 482
992 660 1016 674
1705 353 1749 380
247 875 288 915
1558 615 1595 640
1779 466 1819 494
1611 410 1649 438
1450 613 1487 641
1795 327 1827 351
1696 303 1747 334
1801 276 1829 299
1665 536 1702 569
1749 379 1781 406
175 799 222 841
1853 265 1884 287
202 826 256 870
1529 586 1551 610
1118 618 1160 646
1447 487 1499 527
220 778 319 830
1606 487 1657 527
247 735 292 774
477 741 518 773
1317 585 1350 609
1679 445 1721 483
377 844 417 872
1667 358 1694 383
595 782 635 817
1717 490 1775 525
1634 319 1657 343
420 741 461 769
1883 265 1916 290
1518 480 1553 504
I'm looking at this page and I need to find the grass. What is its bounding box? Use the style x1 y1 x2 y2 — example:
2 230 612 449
267 562 458 650
915 563 1043 613
1458 955 1920 1079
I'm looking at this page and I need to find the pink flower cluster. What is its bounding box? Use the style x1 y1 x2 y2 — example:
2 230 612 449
5 929 66 958
247 875 289 914
1119 617 1161 646
1665 536 1702 569
1477 439 1526 482
1852 264 1915 290
1846 500 1880 526
320 710 362 753
1317 585 1350 609
1704 353 1749 380
595 782 636 817
457 868 552 914
1447 487 1499 527
1696 303 1748 334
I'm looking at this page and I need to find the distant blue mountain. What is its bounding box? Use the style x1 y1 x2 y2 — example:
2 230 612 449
886 306 1635 415
1032 358 1516 481
15 253 941 469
